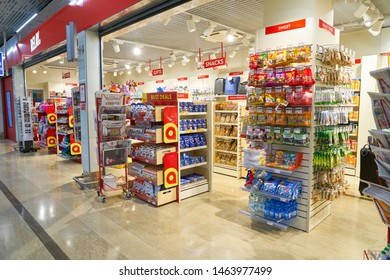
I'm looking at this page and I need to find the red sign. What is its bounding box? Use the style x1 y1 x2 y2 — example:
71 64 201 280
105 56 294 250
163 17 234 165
138 82 145 85
177 93 189 99
204 57 227 69
156 80 164 84
355 59 361 64
152 68 164 76
81 103 86 111
178 77 188 81
319 19 335 35
6 0 141 68
66 83 78 87
229 71 244 76
62 72 71 79
228 95 247 101
146 92 177 106
265 19 306 35
198 75 209 79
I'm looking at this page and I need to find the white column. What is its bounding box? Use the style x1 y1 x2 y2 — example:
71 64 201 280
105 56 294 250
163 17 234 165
12 64 26 143
78 30 101 174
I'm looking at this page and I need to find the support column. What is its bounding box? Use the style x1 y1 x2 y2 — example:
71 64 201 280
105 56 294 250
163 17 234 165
78 29 101 175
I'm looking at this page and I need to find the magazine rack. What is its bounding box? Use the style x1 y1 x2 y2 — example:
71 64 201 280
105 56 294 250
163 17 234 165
96 91 132 203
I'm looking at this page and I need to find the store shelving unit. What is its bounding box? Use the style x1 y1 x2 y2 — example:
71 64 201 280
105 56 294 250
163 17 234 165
179 101 212 200
71 87 82 142
37 102 56 149
213 102 242 178
128 92 180 206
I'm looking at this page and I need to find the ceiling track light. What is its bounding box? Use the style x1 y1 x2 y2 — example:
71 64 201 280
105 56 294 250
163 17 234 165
227 30 237 42
229 50 237 58
168 61 175 68
161 17 171 26
354 1 371 18
203 22 217 37
182 59 187 66
183 55 190 62
186 16 196 32
241 36 251 47
113 71 117 77
210 53 217 60
363 8 381 27
112 40 121 53
368 18 384 36
133 46 142 56
170 52 177 61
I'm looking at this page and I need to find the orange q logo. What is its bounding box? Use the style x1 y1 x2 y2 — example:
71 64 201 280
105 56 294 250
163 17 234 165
164 123 178 143
69 116 74 128
47 136 56 147
164 167 178 188
47 113 57 124
70 142 81 155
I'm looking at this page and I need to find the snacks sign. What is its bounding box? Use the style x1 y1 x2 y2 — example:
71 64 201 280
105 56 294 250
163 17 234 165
204 57 226 69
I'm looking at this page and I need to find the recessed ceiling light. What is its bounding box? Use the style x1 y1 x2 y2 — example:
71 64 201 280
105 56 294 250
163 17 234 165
133 46 142 56
43 70 47 74
125 64 131 70
227 31 237 42
113 71 117 77
112 42 120 53
32 69 37 74
203 22 217 37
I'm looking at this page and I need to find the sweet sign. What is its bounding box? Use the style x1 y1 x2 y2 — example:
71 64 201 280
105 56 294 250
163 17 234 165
204 57 226 69
265 19 306 35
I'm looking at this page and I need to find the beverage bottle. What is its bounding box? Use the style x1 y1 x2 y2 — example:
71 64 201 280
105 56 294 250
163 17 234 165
378 250 387 260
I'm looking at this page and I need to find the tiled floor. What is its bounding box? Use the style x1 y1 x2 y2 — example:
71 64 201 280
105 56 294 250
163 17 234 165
0 140 387 260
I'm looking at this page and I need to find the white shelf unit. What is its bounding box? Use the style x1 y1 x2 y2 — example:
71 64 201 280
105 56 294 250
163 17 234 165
15 97 35 152
179 101 212 201
212 101 247 179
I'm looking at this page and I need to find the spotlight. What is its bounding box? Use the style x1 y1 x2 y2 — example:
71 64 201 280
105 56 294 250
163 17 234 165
227 30 237 42
168 61 175 68
210 53 217 60
145 66 150 71
59 58 64 64
203 22 217 37
354 1 370 18
363 8 381 27
241 36 251 47
113 42 120 53
113 71 117 77
127 70 131 75
136 66 142 73
368 18 384 36
186 16 196 32
161 17 171 26
32 69 37 74
183 55 190 62
170 52 177 61
182 59 187 66
125 64 131 70
133 46 142 56
43 70 47 74
229 50 237 58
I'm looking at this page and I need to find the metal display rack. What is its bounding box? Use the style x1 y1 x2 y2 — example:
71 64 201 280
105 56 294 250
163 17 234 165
96 91 132 203
14 96 37 153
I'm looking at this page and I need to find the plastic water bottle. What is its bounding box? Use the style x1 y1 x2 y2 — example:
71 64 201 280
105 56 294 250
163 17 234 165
378 250 387 260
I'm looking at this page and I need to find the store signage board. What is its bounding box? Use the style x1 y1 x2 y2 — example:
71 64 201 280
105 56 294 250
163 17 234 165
152 68 163 76
156 80 164 84
66 83 78 87
229 71 243 76
80 83 86 103
355 59 361 64
30 31 41 52
147 92 177 106
198 75 209 79
62 72 71 79
138 82 145 85
228 95 246 101
319 19 335 35
265 19 306 35
0 52 3 76
178 77 188 81
204 57 226 69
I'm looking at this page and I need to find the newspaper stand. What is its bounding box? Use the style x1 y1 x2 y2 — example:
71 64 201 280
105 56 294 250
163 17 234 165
96 91 132 203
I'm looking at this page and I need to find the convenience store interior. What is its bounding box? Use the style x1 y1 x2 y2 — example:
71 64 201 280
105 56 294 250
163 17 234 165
2 0 390 260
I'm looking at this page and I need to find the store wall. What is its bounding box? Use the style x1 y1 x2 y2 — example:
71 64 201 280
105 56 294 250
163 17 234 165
106 49 250 93
0 83 4 138
25 68 79 99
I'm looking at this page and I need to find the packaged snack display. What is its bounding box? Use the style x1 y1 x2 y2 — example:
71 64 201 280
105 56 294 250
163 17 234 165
266 150 303 170
180 152 206 167
179 102 207 113
180 133 207 149
215 152 237 167
181 173 206 186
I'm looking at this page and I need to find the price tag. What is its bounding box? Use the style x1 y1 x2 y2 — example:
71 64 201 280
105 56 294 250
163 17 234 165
296 86 303 93
267 221 274 226
266 108 273 114
265 127 271 133
286 108 293 114
286 87 292 94
275 87 282 93
294 128 301 134
274 127 281 133
285 128 291 133
266 87 273 93
275 107 282 114
257 107 263 113
295 107 303 114
281 198 287 202
274 169 281 174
